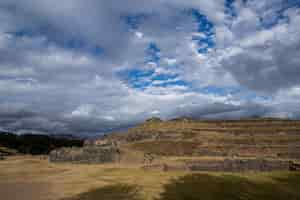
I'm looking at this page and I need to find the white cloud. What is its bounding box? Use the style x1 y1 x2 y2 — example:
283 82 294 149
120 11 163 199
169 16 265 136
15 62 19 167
163 58 177 66
0 0 300 135
135 31 144 39
151 110 160 115
70 105 95 118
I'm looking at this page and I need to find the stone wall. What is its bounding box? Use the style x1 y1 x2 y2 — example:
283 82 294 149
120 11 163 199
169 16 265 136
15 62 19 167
49 146 120 164
186 159 291 172
142 159 298 172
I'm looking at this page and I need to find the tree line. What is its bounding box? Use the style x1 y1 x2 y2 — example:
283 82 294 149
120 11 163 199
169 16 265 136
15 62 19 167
0 132 83 155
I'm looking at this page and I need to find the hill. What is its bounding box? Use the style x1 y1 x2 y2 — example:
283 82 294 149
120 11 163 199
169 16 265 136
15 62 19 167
0 132 83 155
51 118 300 171
98 118 300 159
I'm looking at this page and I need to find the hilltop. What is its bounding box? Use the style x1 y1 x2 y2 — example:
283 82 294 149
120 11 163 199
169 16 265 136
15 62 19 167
95 117 300 158
50 118 300 172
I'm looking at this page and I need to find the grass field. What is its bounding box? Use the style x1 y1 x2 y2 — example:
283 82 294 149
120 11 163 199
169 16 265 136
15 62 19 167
0 156 300 200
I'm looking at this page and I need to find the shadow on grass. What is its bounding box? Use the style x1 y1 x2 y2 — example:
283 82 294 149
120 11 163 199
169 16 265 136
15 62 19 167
62 184 142 200
157 173 300 200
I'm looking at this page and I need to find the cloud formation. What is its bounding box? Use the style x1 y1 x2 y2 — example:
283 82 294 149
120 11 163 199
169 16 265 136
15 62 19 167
0 0 300 136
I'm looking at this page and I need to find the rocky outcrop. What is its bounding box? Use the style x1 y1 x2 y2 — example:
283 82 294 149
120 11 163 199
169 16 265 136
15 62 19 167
49 146 121 164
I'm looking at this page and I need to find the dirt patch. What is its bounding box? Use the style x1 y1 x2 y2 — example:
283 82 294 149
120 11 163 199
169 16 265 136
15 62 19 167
0 182 55 200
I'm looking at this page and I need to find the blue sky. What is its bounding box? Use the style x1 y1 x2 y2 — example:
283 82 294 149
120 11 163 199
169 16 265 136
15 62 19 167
0 0 300 135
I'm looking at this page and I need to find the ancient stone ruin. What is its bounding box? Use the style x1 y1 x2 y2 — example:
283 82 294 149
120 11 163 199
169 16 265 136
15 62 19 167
143 159 300 172
186 159 291 172
49 146 120 164
49 119 300 172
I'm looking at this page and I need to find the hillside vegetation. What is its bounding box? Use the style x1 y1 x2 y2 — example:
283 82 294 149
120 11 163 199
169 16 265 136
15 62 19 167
0 132 83 155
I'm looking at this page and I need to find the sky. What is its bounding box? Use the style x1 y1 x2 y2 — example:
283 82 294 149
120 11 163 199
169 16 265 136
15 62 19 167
0 0 300 136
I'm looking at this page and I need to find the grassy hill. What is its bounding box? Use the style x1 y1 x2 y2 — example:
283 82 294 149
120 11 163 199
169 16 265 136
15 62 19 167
97 118 300 161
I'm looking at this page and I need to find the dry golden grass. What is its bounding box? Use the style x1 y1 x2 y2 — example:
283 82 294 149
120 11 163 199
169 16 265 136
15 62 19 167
0 156 186 200
0 156 299 200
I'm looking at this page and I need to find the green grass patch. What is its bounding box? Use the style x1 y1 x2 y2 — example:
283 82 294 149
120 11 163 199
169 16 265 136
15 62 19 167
157 173 300 200
62 184 142 200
